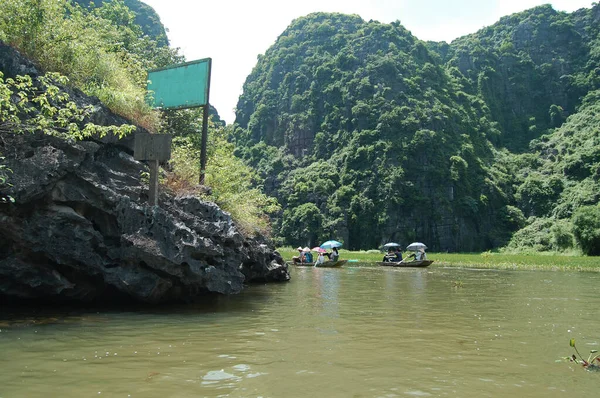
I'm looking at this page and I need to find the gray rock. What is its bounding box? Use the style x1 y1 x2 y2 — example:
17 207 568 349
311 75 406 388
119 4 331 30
0 131 289 304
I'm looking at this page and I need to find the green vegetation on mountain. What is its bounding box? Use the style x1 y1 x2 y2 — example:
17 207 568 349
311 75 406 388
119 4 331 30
440 5 596 152
232 5 600 252
72 0 169 46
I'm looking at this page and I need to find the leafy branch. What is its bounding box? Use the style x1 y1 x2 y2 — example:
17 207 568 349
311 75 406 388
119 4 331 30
0 71 135 140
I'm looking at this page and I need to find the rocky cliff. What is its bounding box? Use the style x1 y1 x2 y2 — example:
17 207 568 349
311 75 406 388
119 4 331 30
0 43 289 304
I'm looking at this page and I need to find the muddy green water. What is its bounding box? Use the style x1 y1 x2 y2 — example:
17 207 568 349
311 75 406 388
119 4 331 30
1 265 599 397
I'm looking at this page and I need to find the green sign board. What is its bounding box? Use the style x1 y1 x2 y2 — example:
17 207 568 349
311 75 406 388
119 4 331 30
147 58 211 109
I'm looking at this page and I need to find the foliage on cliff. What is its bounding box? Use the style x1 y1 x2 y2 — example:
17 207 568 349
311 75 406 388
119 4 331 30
0 0 180 129
232 5 600 252
0 71 134 138
72 0 169 46
439 4 599 152
232 12 505 250
444 4 600 254
501 89 600 254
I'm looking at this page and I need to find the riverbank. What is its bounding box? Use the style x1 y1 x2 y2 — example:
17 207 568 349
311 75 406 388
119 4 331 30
277 247 600 271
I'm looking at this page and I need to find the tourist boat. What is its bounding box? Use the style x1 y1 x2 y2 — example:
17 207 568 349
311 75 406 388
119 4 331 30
377 260 433 268
286 262 313 267
287 260 347 268
315 259 347 268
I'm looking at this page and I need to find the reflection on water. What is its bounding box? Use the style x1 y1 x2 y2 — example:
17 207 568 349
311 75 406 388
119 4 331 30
1 265 599 397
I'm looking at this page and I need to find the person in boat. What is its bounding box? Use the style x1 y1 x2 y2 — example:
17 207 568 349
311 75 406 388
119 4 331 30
292 247 304 264
382 248 396 262
304 249 313 263
414 250 422 261
315 252 325 266
407 248 426 261
394 247 403 262
330 247 340 262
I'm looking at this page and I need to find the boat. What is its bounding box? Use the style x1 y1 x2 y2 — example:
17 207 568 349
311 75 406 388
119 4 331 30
377 260 433 267
286 260 347 268
315 259 347 268
290 262 314 267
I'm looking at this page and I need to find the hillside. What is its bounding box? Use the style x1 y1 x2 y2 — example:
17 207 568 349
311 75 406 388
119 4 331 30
232 5 600 252
73 0 169 46
437 4 598 152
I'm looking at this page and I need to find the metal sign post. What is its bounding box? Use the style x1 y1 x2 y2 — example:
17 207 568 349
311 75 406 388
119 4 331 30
147 58 212 185
200 103 209 184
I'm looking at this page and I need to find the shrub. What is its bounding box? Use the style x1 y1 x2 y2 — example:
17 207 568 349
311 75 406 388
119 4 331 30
0 71 134 139
504 217 574 252
572 205 600 255
168 122 280 237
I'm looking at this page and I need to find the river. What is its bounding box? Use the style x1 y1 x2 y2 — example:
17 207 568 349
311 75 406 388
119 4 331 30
1 264 598 397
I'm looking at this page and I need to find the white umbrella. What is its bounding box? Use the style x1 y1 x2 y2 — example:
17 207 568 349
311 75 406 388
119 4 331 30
406 242 427 251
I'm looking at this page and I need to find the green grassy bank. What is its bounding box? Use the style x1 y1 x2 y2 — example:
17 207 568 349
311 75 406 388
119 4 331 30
277 247 600 271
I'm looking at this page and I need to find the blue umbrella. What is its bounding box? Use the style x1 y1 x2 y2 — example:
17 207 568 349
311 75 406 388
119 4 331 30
320 240 343 249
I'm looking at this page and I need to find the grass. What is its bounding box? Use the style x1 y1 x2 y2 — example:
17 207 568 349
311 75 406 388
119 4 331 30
277 247 600 271
432 252 600 271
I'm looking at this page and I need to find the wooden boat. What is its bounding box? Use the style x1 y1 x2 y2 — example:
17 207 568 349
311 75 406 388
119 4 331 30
377 260 433 268
315 259 347 268
287 260 347 268
291 262 314 266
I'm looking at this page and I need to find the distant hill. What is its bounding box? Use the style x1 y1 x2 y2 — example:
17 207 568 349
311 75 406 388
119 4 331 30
73 0 168 46
231 5 600 252
435 4 597 152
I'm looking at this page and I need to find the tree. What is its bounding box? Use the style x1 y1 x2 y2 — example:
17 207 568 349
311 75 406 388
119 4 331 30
572 205 600 255
280 203 324 247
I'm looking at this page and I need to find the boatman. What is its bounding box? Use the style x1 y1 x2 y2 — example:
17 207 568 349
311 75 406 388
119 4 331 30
382 249 395 262
330 247 340 262
292 247 304 263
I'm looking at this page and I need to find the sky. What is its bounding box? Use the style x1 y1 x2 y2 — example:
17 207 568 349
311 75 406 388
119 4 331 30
141 0 595 124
